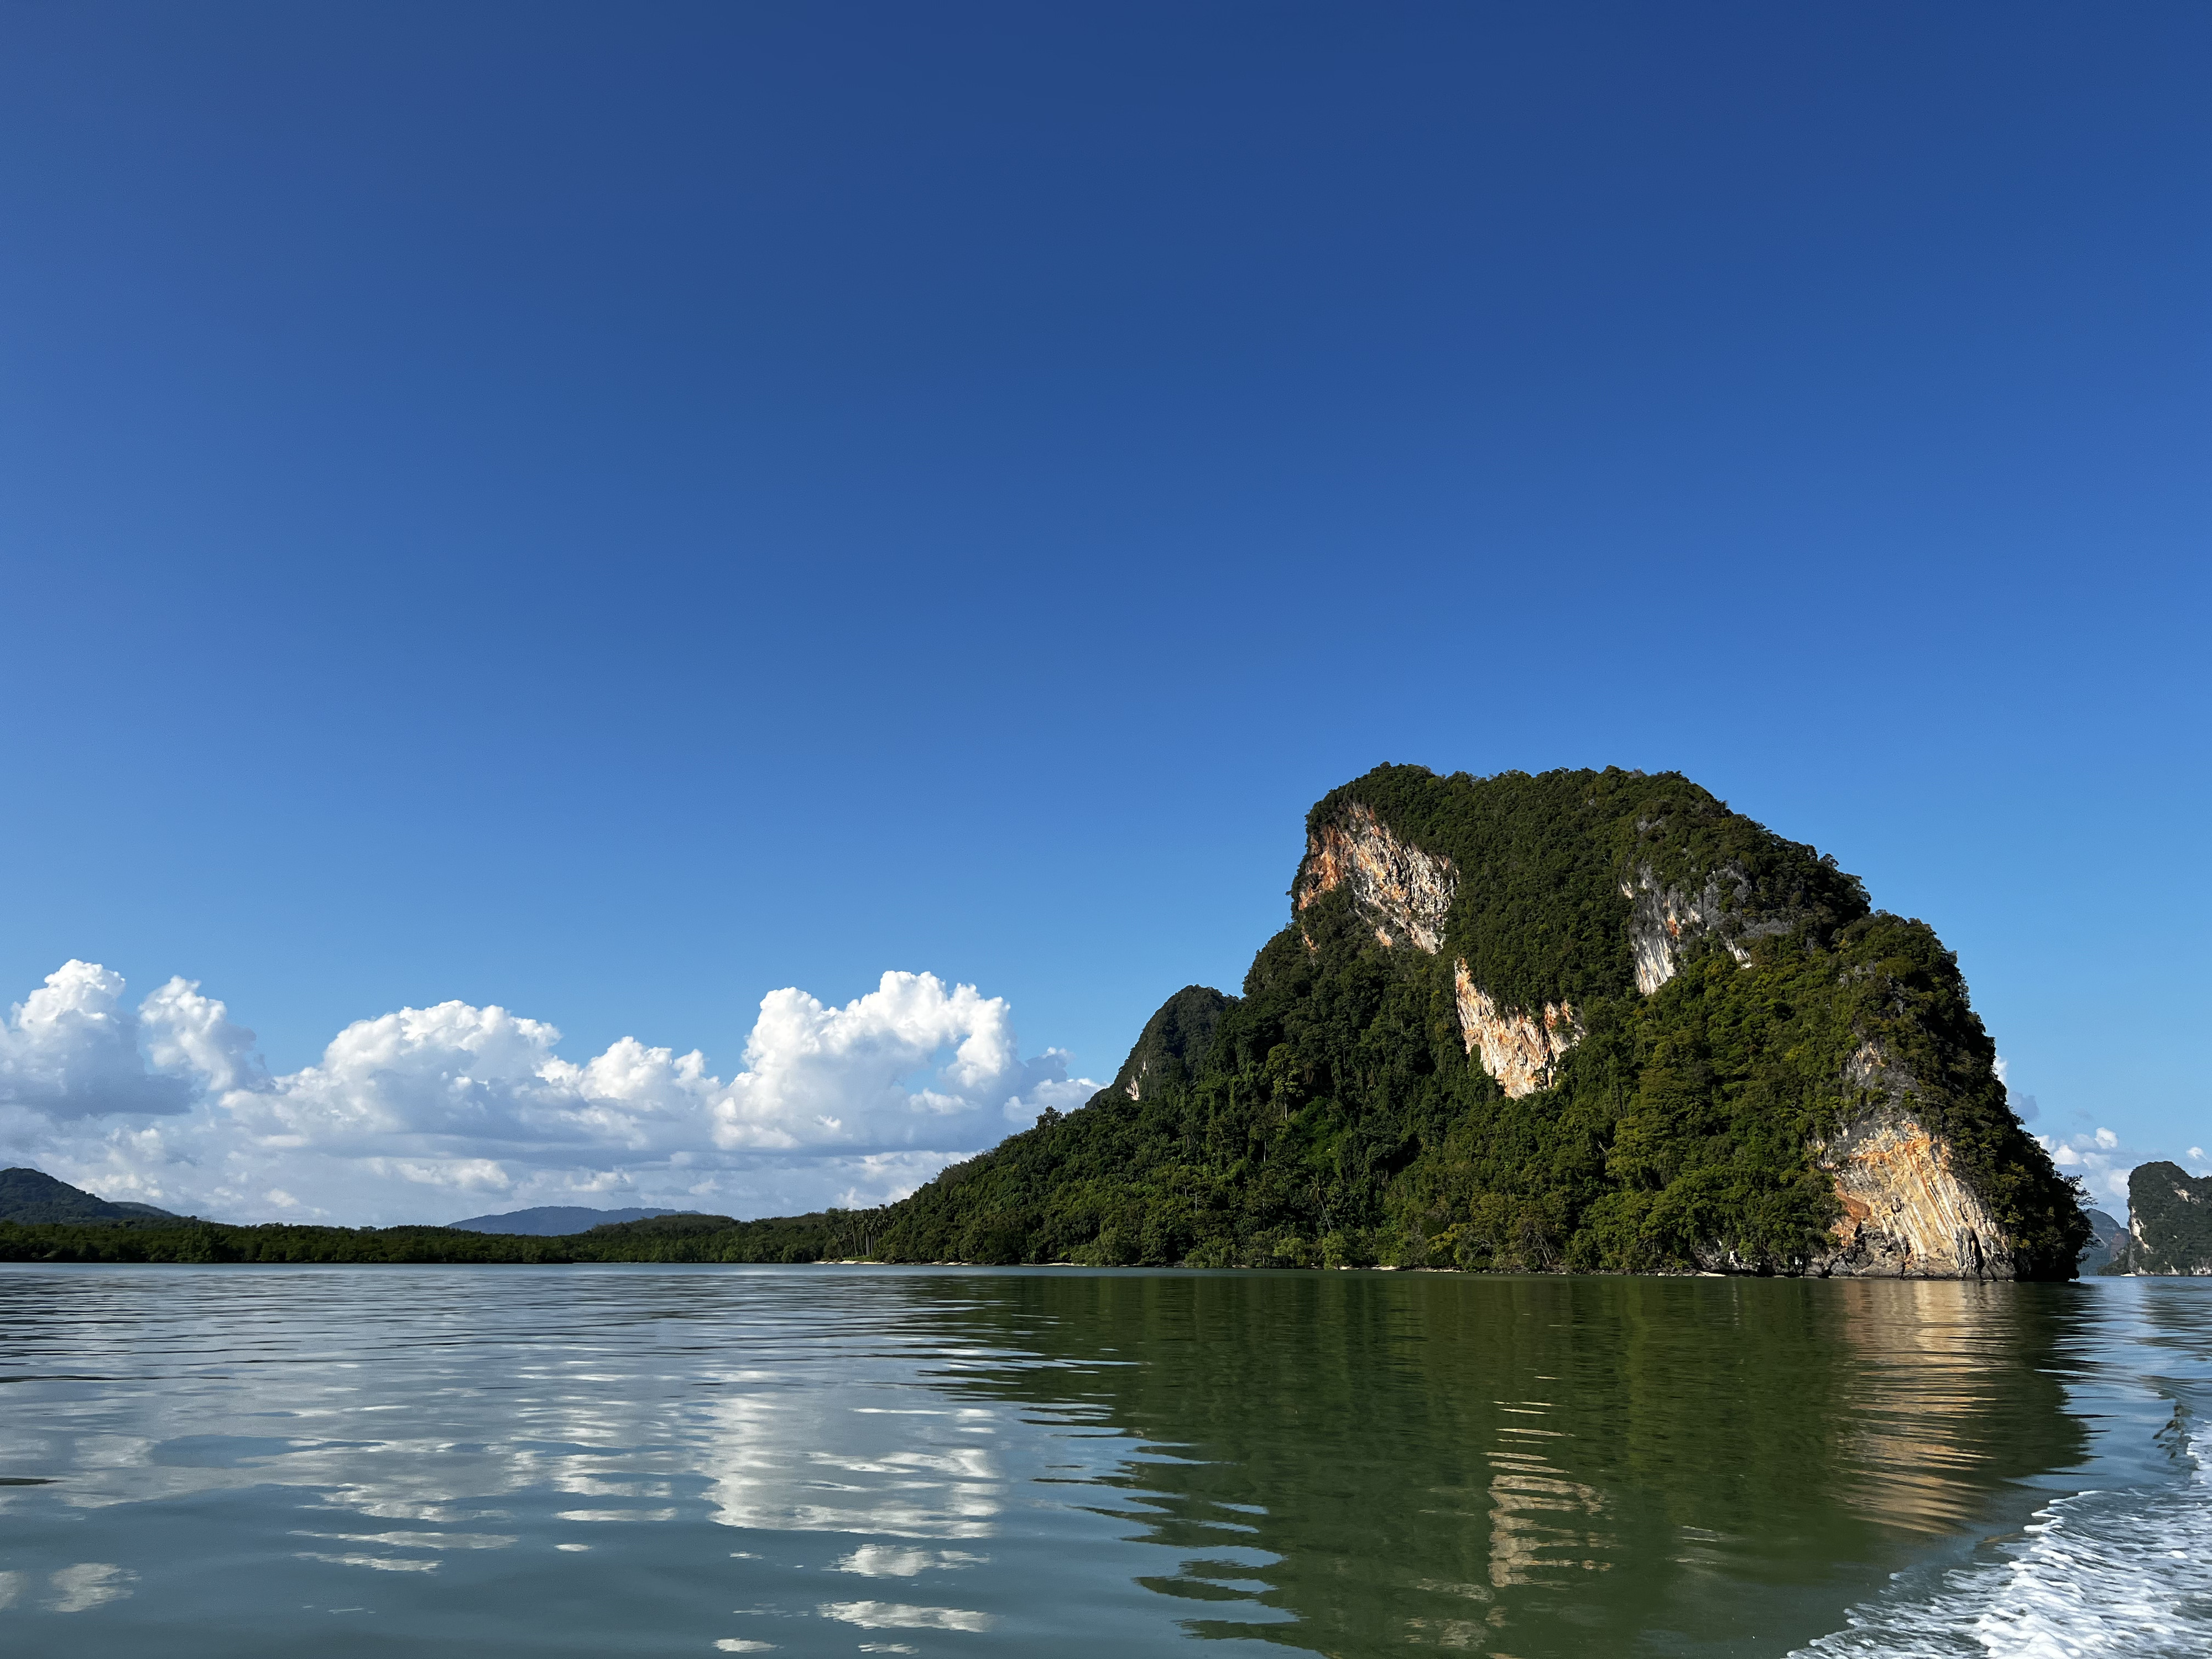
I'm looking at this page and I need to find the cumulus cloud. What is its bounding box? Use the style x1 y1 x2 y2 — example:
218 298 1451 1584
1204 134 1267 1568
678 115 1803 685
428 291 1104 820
0 963 1098 1225
2037 1126 2135 1209
0 961 200 1117
710 974 1088 1151
139 976 264 1094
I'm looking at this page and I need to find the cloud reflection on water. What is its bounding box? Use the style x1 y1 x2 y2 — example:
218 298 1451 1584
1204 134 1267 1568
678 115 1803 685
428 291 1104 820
0 1264 2111 1658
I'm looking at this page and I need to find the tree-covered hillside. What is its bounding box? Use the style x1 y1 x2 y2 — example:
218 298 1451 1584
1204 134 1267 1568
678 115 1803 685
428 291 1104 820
873 766 2086 1276
0 1166 178 1225
0 1211 846 1265
2117 1162 2212 1274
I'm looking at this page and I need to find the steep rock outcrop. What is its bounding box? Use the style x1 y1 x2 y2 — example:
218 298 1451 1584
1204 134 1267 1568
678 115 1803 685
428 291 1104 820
1453 960 1580 1098
870 765 2084 1280
1620 863 1818 995
1809 1108 2014 1277
1799 1041 2014 1277
2120 1162 2212 1275
1296 801 1455 953
1624 870 1742 994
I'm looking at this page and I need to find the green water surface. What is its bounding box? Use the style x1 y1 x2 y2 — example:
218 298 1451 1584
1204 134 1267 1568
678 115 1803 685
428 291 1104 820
0 1266 2177 1657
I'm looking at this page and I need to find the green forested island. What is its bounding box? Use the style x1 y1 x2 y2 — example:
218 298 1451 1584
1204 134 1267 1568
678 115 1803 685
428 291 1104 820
870 766 2085 1277
2 768 2093 1277
2112 1162 2212 1275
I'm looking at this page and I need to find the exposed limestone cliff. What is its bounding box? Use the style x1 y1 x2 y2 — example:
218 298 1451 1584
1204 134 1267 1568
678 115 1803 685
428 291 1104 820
1453 959 1580 1098
1297 801 1455 953
1624 870 1734 994
1620 864 1799 994
1810 1107 2015 1278
1796 1041 2015 1277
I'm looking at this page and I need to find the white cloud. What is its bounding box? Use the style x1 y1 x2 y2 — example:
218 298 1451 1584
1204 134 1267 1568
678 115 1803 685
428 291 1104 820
708 973 1082 1152
0 962 197 1117
138 976 264 1094
712 975 1010 1150
1004 1057 1093 1123
2037 1126 2135 1209
0 962 1099 1225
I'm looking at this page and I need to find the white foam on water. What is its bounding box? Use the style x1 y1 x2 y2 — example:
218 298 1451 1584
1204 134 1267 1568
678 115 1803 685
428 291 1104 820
1796 1428 2211 1658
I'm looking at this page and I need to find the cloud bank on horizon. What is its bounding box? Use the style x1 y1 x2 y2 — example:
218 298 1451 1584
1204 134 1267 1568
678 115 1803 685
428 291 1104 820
0 961 1097 1225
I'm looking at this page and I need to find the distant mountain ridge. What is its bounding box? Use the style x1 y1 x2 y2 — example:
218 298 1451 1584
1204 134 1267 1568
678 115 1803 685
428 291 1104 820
448 1204 694 1235
2079 1209 2126 1274
0 1167 179 1225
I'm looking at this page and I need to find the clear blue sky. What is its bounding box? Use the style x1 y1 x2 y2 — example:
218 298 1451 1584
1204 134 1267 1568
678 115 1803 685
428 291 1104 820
1 2 2204 1221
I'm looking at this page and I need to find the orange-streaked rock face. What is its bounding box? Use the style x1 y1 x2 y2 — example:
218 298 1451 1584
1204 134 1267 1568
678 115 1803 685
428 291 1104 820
1453 959 1581 1099
1295 801 1456 954
1812 1106 2015 1279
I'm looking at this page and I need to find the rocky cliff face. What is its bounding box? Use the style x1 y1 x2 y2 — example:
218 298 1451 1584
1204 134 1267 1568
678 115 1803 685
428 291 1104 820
1453 961 1580 1099
1621 863 1820 995
1623 869 1743 994
1794 1042 2017 1277
1296 801 1455 953
1809 1107 2015 1277
1302 802 1589 1099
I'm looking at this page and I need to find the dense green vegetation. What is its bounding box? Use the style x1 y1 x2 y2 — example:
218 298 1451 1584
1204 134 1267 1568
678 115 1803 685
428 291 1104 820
0 1211 849 1265
872 766 2086 1276
2116 1162 2212 1274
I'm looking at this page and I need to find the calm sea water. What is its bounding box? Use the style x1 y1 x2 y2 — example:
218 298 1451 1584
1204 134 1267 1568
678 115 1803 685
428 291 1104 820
0 1266 2204 1657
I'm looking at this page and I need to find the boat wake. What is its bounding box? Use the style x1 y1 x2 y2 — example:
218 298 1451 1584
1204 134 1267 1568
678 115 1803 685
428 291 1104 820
1796 1416 2210 1657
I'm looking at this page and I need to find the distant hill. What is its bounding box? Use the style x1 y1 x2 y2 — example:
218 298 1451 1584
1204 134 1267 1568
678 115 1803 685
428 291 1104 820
447 1204 693 1235
0 1208 831 1265
2079 1209 2127 1274
0 1167 179 1225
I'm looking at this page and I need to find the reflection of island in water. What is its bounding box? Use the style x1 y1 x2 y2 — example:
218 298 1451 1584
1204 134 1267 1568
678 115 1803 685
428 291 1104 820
914 1272 2090 1657
0 1266 2098 1657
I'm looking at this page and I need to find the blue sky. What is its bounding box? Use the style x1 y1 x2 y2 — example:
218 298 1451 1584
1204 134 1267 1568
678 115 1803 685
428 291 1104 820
1 2 2204 1222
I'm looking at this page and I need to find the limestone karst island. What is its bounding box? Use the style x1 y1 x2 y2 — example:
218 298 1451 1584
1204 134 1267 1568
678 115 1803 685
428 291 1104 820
3 766 2117 1278
872 764 2087 1276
